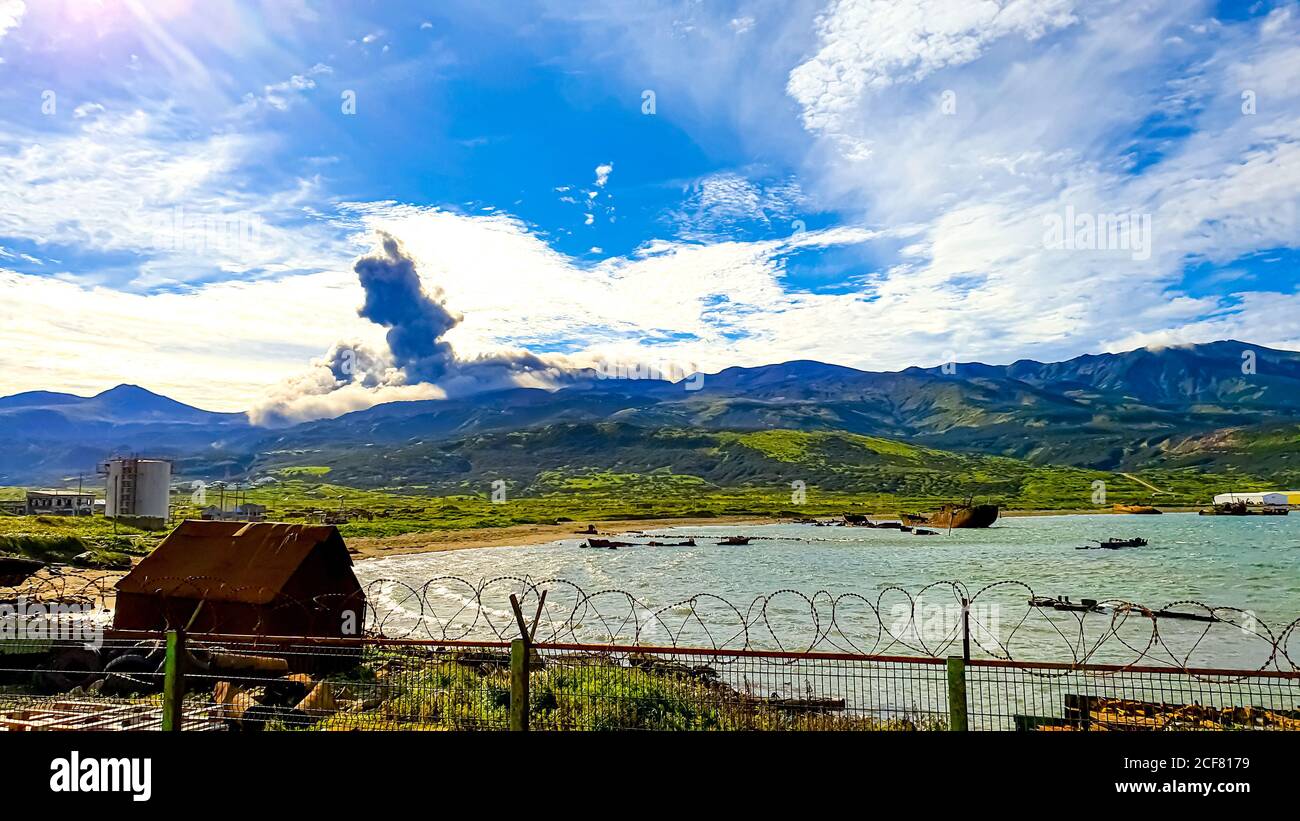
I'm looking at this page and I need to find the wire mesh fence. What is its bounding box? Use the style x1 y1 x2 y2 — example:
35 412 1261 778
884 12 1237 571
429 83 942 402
966 660 1300 731
0 636 198 731
8 631 1298 731
5 570 1300 731
180 638 514 731
525 645 949 731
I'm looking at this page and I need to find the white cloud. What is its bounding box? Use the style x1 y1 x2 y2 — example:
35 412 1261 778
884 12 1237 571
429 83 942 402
594 162 613 187
243 63 332 112
0 266 375 412
333 202 905 380
1102 290 1300 357
669 172 807 238
72 102 106 119
0 108 345 289
787 0 1078 158
0 0 24 42
772 0 1300 365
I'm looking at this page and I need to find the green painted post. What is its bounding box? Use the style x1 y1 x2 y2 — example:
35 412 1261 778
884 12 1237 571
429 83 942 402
509 638 529 732
161 630 186 732
946 656 968 732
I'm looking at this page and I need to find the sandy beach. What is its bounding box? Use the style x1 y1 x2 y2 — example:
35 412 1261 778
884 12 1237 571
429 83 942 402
346 515 777 560
344 507 1188 561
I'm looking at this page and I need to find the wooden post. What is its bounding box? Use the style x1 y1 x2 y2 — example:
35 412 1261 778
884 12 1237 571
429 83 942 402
946 656 968 732
509 638 530 732
528 590 548 641
162 630 186 732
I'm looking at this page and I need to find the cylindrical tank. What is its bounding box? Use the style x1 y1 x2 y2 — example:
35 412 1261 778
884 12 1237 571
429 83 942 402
104 458 172 519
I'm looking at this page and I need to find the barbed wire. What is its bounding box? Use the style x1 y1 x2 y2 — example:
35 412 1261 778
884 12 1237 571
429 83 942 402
4 570 1296 677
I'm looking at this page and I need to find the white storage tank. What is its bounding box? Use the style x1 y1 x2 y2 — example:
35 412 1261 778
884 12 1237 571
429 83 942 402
104 458 172 520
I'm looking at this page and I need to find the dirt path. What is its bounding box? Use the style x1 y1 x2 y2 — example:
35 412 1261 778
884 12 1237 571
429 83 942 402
1119 473 1171 495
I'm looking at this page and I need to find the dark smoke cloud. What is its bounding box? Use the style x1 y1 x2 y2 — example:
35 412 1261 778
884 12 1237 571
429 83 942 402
353 233 566 385
249 232 586 425
354 233 461 383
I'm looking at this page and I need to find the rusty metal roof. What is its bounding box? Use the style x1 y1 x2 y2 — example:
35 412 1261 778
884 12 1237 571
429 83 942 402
115 520 352 605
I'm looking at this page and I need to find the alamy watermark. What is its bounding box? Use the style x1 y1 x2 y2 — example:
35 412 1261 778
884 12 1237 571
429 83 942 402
1043 206 1153 261
1092 479 1108 505
50 752 151 802
150 206 265 255
594 359 704 391
0 598 103 649
888 598 1001 647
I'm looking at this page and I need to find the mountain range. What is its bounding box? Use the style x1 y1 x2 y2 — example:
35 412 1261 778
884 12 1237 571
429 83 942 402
3 340 1299 488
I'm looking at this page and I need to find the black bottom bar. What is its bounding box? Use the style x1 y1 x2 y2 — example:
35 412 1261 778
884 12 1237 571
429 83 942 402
8 731 1285 806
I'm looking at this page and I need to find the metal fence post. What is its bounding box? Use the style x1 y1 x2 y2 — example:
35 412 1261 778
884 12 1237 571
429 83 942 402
162 630 186 732
509 638 530 731
946 656 968 732
961 597 971 662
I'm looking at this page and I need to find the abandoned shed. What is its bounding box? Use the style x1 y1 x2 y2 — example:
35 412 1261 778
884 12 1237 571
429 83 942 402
113 520 365 637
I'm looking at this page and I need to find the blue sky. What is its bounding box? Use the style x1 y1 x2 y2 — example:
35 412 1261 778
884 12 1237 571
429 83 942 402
1 0 1299 419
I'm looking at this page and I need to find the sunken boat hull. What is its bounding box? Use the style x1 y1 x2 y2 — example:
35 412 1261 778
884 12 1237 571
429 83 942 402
904 503 1000 529
1113 504 1162 514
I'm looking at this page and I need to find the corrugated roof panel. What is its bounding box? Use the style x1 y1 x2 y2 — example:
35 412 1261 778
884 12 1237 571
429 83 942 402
115 520 351 605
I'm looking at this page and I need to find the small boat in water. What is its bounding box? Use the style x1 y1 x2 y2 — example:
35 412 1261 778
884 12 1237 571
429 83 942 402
1198 501 1289 516
1029 596 1218 623
1078 537 1148 550
584 538 632 549
1029 595 1109 614
646 539 696 547
717 536 751 546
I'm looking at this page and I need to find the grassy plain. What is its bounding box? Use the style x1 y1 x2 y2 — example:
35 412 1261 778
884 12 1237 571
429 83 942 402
0 426 1268 556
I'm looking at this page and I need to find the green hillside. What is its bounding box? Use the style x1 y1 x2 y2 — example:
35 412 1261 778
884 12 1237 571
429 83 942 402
184 424 1236 537
1149 423 1300 484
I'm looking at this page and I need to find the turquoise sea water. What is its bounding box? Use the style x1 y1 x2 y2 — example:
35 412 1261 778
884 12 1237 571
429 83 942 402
357 513 1300 669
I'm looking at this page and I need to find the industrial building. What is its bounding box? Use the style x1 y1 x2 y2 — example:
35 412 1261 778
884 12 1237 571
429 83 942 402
1212 492 1296 507
23 490 96 516
101 457 172 522
199 503 268 522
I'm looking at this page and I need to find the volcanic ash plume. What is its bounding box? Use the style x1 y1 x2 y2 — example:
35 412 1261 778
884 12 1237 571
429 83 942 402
353 233 461 383
249 232 577 425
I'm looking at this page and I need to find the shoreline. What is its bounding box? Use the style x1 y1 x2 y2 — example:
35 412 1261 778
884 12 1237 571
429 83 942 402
999 507 1202 517
348 507 1197 561
346 515 777 560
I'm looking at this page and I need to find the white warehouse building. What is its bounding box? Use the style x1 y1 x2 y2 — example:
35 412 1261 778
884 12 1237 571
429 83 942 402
1212 492 1291 507
103 458 172 520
